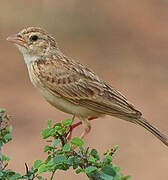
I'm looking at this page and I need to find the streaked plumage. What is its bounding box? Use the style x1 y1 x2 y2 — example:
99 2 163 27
7 27 168 146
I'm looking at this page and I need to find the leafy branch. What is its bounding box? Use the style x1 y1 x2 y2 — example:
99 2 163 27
0 108 130 180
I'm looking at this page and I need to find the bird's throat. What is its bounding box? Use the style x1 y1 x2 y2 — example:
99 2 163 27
23 53 39 64
16 44 40 64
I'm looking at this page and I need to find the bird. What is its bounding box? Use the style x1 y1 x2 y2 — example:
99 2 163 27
7 27 168 146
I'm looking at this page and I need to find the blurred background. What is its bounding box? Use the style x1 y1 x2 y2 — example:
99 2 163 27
1 0 168 179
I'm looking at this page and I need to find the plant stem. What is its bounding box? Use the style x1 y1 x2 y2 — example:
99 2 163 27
50 169 56 180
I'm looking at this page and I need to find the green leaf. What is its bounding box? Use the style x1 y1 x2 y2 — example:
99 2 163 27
91 149 98 155
90 149 100 160
106 155 113 162
0 171 3 177
37 176 43 180
8 125 13 133
63 143 71 152
4 133 12 141
47 119 52 128
114 176 121 180
71 137 84 147
46 159 55 167
0 109 5 113
88 156 96 163
101 165 116 177
2 154 11 162
113 165 121 172
54 122 62 127
75 167 83 174
10 173 22 180
62 118 73 126
114 145 119 150
52 139 60 146
39 164 48 173
44 145 53 152
99 172 114 180
121 175 131 180
85 166 98 174
67 156 75 165
45 155 52 164
72 156 80 169
41 128 53 139
54 126 61 131
104 149 109 155
53 155 67 164
34 160 43 169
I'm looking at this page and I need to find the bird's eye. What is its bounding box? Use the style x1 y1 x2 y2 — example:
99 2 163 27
30 35 38 41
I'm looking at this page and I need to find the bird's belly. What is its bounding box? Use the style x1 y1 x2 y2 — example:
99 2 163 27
27 63 103 118
38 88 102 118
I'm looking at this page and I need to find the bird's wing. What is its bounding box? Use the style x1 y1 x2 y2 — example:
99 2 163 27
32 56 141 118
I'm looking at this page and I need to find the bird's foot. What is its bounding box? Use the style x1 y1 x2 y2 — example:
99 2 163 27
67 121 82 141
67 117 98 141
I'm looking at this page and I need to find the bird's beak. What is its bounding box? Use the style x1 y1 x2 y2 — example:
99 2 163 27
7 34 26 47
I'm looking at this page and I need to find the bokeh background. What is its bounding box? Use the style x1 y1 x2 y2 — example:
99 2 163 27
1 0 168 179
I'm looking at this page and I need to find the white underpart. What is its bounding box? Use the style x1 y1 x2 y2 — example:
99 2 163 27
16 44 39 64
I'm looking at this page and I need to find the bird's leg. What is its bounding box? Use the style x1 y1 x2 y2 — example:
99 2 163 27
71 117 97 129
80 119 91 139
67 117 97 141
88 117 98 121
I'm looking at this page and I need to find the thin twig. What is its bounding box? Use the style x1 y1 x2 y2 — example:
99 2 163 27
56 131 66 146
25 163 29 174
50 169 56 180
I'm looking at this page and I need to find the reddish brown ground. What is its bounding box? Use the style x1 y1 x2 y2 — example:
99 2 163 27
1 1 168 179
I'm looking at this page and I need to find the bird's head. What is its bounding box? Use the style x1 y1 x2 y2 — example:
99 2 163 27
7 27 57 64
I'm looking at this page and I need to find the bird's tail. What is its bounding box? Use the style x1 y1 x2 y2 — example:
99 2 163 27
135 117 168 147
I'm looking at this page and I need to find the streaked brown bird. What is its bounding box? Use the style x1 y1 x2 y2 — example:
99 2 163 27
7 27 168 146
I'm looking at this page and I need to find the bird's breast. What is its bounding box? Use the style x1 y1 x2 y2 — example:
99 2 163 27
27 62 43 88
26 62 102 119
